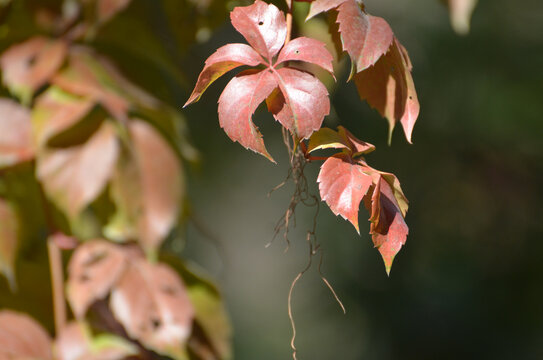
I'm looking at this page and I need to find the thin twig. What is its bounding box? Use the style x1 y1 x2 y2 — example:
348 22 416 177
285 0 293 45
47 239 66 334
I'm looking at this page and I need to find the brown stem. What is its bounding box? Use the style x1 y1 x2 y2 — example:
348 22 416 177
47 238 66 334
285 0 293 44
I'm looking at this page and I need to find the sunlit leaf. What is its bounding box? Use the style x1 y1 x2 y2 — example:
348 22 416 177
0 99 34 168
55 321 137 360
67 240 128 319
0 310 52 360
0 37 67 104
276 37 334 76
230 0 287 61
307 126 374 155
353 38 419 143
306 0 346 20
37 121 119 219
0 199 18 290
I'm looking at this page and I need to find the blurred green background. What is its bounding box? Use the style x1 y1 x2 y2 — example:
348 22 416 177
2 0 543 359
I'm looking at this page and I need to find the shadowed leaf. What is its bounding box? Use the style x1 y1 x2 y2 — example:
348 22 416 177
230 0 287 61
218 69 278 161
37 121 119 219
0 99 34 168
67 240 128 319
306 0 346 20
0 37 67 103
110 258 194 358
354 38 419 143
308 126 375 155
0 310 52 360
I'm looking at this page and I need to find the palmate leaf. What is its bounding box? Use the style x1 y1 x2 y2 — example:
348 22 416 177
67 240 195 359
311 127 408 274
185 0 333 161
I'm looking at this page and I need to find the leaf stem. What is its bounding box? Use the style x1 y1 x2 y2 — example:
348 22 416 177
47 238 67 335
285 0 293 44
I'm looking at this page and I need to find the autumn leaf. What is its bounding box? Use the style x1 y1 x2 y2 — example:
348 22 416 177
110 258 194 358
0 310 53 360
0 37 67 104
0 99 34 168
185 0 332 160
354 38 419 143
308 125 375 155
67 240 128 319
36 121 119 219
0 199 18 290
56 322 137 360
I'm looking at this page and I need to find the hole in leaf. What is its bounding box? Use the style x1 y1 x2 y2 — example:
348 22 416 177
295 50 300 54
258 21 264 25
79 274 90 282
151 318 161 329
27 55 37 67
409 96 413 100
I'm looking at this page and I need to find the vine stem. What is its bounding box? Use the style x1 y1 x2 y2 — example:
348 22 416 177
47 238 67 334
285 0 293 44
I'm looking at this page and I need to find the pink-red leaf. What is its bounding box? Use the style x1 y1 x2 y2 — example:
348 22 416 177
0 310 52 360
230 0 287 61
67 240 128 319
276 37 334 76
218 69 278 161
354 38 419 143
110 258 194 357
317 155 373 233
338 126 375 156
336 0 394 74
0 37 67 103
267 67 330 140
0 99 34 168
184 43 264 106
306 0 347 20
129 119 183 252
37 121 119 219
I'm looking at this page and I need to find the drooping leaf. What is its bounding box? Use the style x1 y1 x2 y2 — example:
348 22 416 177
0 310 53 360
353 38 419 143
55 322 137 360
0 37 67 103
0 199 18 290
67 240 128 319
363 174 408 275
306 0 346 20
110 258 194 359
184 44 264 106
307 126 375 155
37 121 119 219
447 0 478 35
0 99 34 168
129 119 183 253
317 154 373 233
230 0 287 61
32 87 95 148
276 37 334 76
267 67 330 140
218 69 278 161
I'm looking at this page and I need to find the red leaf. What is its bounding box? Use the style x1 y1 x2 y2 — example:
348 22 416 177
276 37 334 76
230 0 287 61
354 38 419 143
0 99 34 168
306 0 347 20
218 69 278 161
0 310 52 360
129 120 184 252
267 67 330 139
184 43 264 106
37 121 119 219
0 37 67 102
338 126 375 156
317 155 373 233
336 0 394 73
67 240 128 319
365 175 408 275
110 259 194 356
